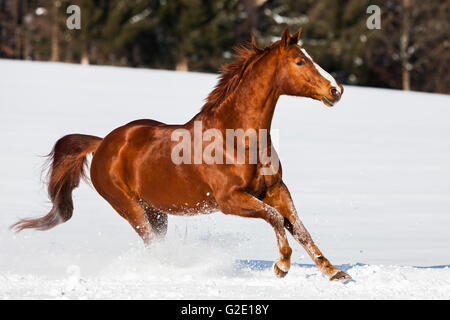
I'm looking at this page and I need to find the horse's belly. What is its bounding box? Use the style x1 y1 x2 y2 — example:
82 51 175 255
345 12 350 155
136 164 218 215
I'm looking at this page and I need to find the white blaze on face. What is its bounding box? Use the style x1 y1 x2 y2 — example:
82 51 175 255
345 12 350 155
301 48 341 94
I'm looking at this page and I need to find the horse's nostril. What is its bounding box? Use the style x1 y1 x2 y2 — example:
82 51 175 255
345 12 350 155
330 88 340 99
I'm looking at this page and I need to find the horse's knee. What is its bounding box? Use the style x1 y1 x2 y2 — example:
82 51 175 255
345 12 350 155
280 244 292 260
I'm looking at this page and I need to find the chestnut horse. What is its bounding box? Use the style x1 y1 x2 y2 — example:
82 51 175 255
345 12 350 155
12 28 350 281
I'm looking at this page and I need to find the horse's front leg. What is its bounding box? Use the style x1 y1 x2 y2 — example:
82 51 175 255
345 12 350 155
264 182 351 281
215 190 292 277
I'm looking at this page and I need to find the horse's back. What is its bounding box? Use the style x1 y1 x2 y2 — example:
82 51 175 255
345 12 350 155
91 118 165 169
125 119 166 127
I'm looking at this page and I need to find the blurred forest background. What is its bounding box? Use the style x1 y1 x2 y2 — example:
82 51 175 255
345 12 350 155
0 0 449 93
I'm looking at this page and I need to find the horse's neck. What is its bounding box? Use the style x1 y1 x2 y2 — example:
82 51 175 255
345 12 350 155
199 55 279 132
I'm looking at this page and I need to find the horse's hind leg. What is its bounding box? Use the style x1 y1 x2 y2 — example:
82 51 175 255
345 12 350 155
138 199 168 239
109 200 157 246
92 178 157 245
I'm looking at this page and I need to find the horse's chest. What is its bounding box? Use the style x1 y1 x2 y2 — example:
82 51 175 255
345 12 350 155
245 165 281 198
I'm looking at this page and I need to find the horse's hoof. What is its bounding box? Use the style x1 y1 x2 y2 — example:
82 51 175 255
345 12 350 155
274 262 288 278
330 270 351 281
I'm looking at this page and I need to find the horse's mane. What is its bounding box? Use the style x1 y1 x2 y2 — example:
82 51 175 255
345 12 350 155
201 39 279 112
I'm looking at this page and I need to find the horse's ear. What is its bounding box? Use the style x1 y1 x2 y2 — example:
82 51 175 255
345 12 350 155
250 33 258 50
281 28 291 47
290 26 303 44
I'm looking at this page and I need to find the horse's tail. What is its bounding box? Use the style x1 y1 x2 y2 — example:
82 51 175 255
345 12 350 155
10 134 103 232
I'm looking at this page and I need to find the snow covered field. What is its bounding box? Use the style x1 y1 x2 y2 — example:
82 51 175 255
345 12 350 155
0 59 449 299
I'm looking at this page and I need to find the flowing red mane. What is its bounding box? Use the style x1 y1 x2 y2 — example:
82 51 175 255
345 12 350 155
201 40 277 112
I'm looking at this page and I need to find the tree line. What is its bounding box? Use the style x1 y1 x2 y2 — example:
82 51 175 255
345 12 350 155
1 0 448 93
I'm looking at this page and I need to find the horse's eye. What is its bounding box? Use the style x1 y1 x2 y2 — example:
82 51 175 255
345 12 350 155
296 60 306 66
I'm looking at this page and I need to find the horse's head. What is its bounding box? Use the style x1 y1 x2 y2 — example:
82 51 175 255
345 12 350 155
274 28 343 107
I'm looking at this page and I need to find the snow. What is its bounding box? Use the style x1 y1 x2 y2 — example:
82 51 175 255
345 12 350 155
1 59 450 299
